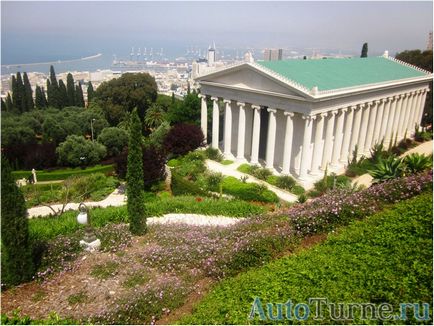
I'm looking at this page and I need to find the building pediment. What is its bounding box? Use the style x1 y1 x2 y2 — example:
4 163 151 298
196 63 311 99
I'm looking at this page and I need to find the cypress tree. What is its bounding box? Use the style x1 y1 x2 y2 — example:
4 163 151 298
171 92 175 104
11 75 18 110
15 72 25 112
46 79 53 108
58 79 68 108
87 81 95 104
48 66 61 108
41 87 48 108
35 86 47 109
126 108 146 235
23 72 34 111
66 73 75 106
5 93 13 111
1 158 34 286
49 65 58 89
361 43 368 58
75 82 85 107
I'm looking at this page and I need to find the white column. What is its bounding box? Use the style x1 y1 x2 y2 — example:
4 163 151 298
250 105 261 164
379 98 392 143
265 108 277 169
401 92 415 138
310 113 326 175
236 102 246 159
340 106 355 162
331 108 346 167
416 89 428 128
299 115 314 180
357 102 371 157
391 95 405 143
364 101 379 154
349 105 362 157
373 99 386 145
223 99 232 156
321 110 337 169
199 94 208 142
408 90 422 134
384 96 398 147
397 93 409 139
281 112 294 175
211 97 219 149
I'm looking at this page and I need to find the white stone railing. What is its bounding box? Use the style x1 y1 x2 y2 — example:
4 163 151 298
386 56 432 75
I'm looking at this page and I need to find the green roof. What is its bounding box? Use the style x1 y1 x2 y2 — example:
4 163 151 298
257 57 427 91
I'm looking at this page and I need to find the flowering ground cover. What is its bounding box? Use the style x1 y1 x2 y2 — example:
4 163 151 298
179 191 433 324
1 171 432 324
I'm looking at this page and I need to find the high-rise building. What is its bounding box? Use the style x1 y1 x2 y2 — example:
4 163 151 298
208 42 216 67
263 48 283 61
427 31 433 50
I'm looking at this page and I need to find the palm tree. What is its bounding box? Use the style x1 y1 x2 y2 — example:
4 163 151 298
144 103 166 130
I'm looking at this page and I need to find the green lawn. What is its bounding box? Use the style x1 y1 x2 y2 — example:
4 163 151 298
180 192 433 324
12 165 114 181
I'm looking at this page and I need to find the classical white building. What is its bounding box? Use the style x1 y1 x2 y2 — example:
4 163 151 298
195 53 433 186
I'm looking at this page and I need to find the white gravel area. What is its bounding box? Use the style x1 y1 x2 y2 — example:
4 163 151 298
148 213 243 227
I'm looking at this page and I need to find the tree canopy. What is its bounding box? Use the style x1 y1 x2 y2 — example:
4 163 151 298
94 73 158 126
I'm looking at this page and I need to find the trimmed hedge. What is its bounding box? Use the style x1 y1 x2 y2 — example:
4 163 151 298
221 177 279 203
180 192 433 325
12 164 114 181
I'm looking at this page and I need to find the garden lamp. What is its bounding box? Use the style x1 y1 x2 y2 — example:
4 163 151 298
77 202 101 251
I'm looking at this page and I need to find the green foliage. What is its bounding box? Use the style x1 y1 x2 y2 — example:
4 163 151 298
144 103 166 129
12 164 114 181
87 81 95 104
204 147 224 162
221 160 234 165
204 172 224 190
369 156 405 183
403 153 433 174
35 86 47 109
90 261 119 280
66 73 76 106
74 82 85 108
127 108 146 235
56 135 107 167
221 176 279 203
95 72 158 126
171 173 208 197
237 163 252 174
180 192 433 325
22 72 34 111
252 167 272 181
310 173 351 197
167 90 200 125
1 158 34 287
414 125 433 142
145 121 171 149
275 175 297 190
67 291 88 305
58 80 68 108
97 127 128 157
1 310 77 325
172 151 206 181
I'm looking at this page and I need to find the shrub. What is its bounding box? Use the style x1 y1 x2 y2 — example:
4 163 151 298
171 173 209 197
163 123 205 156
276 175 297 190
205 172 224 191
252 167 273 180
126 108 146 235
97 127 128 157
310 173 351 197
1 158 34 287
173 151 206 181
369 156 405 183
237 163 252 174
403 153 433 174
204 147 224 162
221 176 279 203
56 135 107 167
414 125 433 142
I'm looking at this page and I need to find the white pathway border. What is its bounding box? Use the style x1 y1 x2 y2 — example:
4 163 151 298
148 213 243 227
27 188 126 218
205 159 298 203
352 140 433 188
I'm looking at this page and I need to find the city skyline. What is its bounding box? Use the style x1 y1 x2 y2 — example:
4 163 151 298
1 1 433 65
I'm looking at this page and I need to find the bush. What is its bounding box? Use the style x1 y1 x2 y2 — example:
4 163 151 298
1 159 34 287
309 173 351 197
171 173 209 197
221 177 279 203
173 151 206 181
163 123 205 156
56 135 107 167
276 175 297 190
204 172 224 191
252 167 272 180
369 156 405 183
237 163 253 174
204 147 224 162
12 165 114 181
97 127 128 157
403 153 433 174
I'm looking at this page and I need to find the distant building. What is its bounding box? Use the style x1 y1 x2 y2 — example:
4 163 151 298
263 48 283 61
427 31 433 50
208 43 216 67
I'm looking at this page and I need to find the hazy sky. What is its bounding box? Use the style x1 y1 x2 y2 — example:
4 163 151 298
1 1 433 62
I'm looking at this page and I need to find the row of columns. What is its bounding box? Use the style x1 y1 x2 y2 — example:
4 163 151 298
199 88 427 180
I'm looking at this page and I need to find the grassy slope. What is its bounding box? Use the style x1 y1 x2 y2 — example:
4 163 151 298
180 192 433 325
12 165 114 181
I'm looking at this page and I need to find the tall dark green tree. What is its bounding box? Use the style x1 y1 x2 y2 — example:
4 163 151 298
13 72 25 112
58 79 68 108
1 98 6 111
126 108 146 235
75 82 85 107
66 73 75 106
49 65 58 89
47 66 60 108
87 81 95 105
35 86 47 109
23 72 34 111
5 93 13 111
361 42 368 58
1 158 34 286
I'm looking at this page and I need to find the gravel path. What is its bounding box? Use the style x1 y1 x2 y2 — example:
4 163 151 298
205 159 298 203
148 213 243 226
